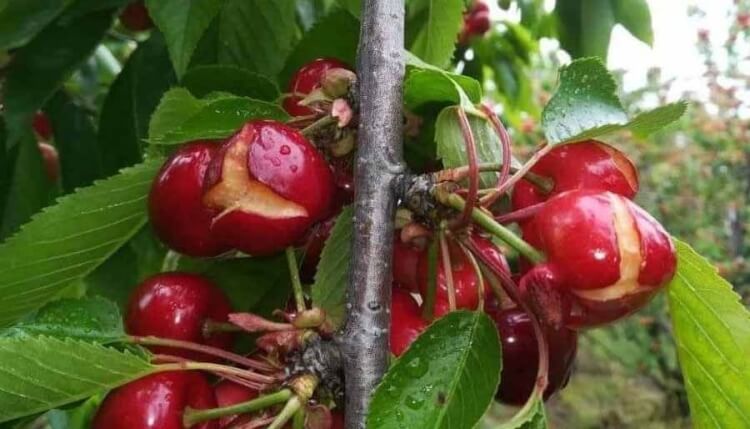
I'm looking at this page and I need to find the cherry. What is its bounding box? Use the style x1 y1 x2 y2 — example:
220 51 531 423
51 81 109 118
459 1 491 44
92 371 218 429
390 289 428 357
298 216 337 283
37 143 60 183
203 120 334 256
214 380 258 427
283 58 351 117
331 411 344 429
392 234 425 292
120 1 154 32
126 273 234 360
520 189 676 328
32 111 52 141
486 306 578 405
149 141 229 257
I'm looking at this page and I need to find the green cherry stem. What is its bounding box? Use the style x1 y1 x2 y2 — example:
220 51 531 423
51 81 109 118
300 114 336 137
182 389 293 427
439 192 545 264
286 247 307 313
268 395 303 429
421 236 440 322
292 406 306 429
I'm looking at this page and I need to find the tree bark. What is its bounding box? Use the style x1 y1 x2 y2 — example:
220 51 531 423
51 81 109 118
341 0 405 427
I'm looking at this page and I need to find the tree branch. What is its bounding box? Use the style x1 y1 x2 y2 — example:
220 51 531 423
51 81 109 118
341 0 405 427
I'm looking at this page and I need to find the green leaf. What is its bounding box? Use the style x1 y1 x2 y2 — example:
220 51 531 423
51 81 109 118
541 58 686 144
408 0 464 67
311 206 353 329
0 158 163 328
667 240 750 428
335 0 360 18
181 65 280 100
2 297 124 343
0 0 74 50
280 9 359 85
612 0 653 46
97 33 176 175
554 0 613 60
45 395 103 429
217 0 297 79
145 0 222 78
368 311 501 429
0 336 154 423
148 88 289 145
435 106 519 188
404 52 482 110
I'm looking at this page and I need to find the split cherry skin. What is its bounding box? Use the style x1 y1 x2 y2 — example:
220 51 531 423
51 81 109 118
149 141 229 257
520 189 677 328
390 289 428 357
126 273 234 360
203 120 334 256
283 58 351 117
92 372 218 429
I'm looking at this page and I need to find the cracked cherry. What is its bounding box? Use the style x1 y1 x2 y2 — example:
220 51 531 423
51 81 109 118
214 380 258 428
283 58 351 117
203 120 334 256
486 306 578 405
149 141 229 257
520 189 676 328
120 1 153 32
390 289 428 357
126 273 234 360
92 372 217 429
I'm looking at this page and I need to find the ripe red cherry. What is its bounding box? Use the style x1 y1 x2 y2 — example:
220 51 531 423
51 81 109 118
203 120 334 256
392 234 425 292
283 58 351 117
511 140 639 212
37 143 60 183
486 306 578 405
120 1 154 32
521 189 676 328
331 411 344 429
149 141 229 257
32 111 52 141
390 289 428 357
92 372 217 429
459 1 491 44
126 273 234 360
214 380 258 427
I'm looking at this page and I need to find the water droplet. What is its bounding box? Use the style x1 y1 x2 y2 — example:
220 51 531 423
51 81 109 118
404 394 425 410
386 384 399 398
405 357 429 377
280 145 291 155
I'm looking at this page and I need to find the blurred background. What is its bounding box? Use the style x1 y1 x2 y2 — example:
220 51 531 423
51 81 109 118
467 0 749 427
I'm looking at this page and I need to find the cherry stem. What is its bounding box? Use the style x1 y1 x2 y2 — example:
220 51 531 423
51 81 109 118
494 202 545 225
286 247 307 313
267 395 303 429
160 250 181 272
182 389 293 427
438 192 545 264
439 227 457 312
292 406 306 429
421 236 440 322
300 114 336 137
155 358 278 384
454 108 480 227
203 320 244 334
478 104 512 207
456 239 485 311
483 143 554 202
435 163 553 193
128 335 277 372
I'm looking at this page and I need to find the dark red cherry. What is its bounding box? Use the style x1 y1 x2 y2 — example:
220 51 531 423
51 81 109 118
92 372 217 429
120 1 154 32
521 189 676 328
214 380 258 427
331 411 344 429
203 120 334 256
283 58 351 117
390 289 428 357
37 143 60 183
392 234 425 292
32 111 52 141
126 273 234 360
149 141 229 257
486 307 578 405
298 216 337 283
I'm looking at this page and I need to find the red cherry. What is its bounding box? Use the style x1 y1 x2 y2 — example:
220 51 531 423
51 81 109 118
149 141 229 257
120 1 154 32
214 380 258 427
390 289 428 357
203 120 335 256
126 273 234 360
459 1 491 44
486 307 578 405
392 234 425 292
37 142 60 183
299 216 337 283
283 58 351 117
32 111 52 141
331 411 344 429
92 372 218 429
521 190 676 328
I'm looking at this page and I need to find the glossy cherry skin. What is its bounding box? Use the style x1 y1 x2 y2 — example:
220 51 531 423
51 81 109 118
149 141 229 257
214 380 258 427
392 234 425 293
37 143 60 183
120 1 154 31
32 111 52 141
283 58 351 117
486 307 578 405
521 189 676 328
390 289 428 357
126 273 234 360
92 372 218 429
203 120 335 256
